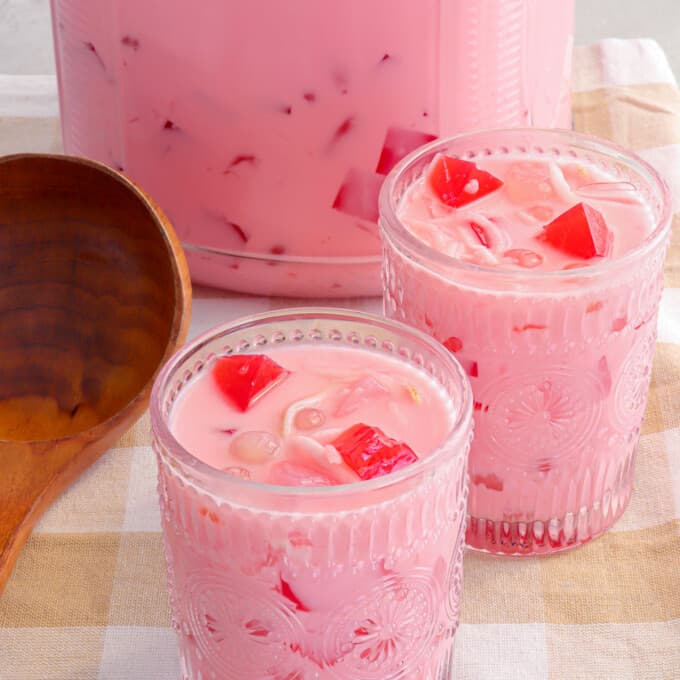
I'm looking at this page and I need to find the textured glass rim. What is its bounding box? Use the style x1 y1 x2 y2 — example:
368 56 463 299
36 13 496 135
379 127 672 282
150 308 473 499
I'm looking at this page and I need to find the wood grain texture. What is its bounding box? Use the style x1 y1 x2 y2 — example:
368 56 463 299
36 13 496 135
0 153 191 594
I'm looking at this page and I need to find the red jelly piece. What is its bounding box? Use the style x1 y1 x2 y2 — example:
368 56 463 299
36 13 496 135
329 116 354 145
332 169 384 222
332 423 418 481
460 358 478 378
472 473 503 492
597 356 612 395
512 323 547 333
376 127 438 175
224 220 249 243
227 154 257 169
213 354 287 412
121 35 140 51
280 577 309 612
428 155 503 208
542 202 613 259
611 317 627 332
443 336 463 353
470 222 491 247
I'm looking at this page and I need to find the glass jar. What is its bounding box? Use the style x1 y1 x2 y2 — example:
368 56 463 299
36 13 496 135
51 0 574 297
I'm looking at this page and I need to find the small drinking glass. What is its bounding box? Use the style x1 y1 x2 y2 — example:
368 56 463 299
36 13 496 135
380 129 671 555
151 309 473 679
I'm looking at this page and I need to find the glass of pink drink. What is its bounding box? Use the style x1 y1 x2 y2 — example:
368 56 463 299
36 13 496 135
380 129 671 555
151 309 472 679
50 0 574 297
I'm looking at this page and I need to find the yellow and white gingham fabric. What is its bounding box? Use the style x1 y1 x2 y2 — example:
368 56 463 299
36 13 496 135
0 39 679 680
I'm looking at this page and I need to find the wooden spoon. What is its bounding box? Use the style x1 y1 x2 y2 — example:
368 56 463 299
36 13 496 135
0 154 191 594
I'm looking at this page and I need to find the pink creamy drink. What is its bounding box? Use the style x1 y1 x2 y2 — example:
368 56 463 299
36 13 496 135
151 310 472 679
380 129 671 555
51 0 573 297
171 346 451 487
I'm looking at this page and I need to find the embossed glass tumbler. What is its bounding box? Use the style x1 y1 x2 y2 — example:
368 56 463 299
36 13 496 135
151 310 472 680
380 129 671 555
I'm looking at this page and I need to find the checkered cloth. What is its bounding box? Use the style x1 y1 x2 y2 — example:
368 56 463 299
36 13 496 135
1 39 679 680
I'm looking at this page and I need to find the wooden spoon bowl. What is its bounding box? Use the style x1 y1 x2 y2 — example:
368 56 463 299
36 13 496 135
0 154 191 594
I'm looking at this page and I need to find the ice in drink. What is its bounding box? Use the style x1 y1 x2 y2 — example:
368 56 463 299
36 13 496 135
381 129 671 554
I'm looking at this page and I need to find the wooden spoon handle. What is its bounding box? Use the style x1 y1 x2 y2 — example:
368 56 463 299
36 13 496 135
0 419 132 595
0 439 86 593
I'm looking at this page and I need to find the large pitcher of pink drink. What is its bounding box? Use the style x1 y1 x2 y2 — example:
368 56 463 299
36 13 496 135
51 0 574 297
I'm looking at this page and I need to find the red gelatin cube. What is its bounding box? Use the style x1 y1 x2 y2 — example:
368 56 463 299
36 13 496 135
332 423 418 480
84 41 106 70
332 169 383 222
224 220 249 243
611 317 627 332
376 127 437 175
212 354 288 412
121 35 140 50
227 154 257 169
280 577 309 612
512 323 547 333
472 473 504 492
330 116 353 143
460 358 478 378
288 530 313 548
443 336 463 353
597 355 612 395
470 222 491 247
427 155 503 208
198 506 221 525
543 202 613 259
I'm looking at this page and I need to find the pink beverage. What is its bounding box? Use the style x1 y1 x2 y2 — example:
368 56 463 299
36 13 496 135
50 1 573 297
151 310 472 679
380 129 671 555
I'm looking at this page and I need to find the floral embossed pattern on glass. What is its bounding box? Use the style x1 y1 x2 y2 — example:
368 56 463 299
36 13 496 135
380 129 671 555
151 310 472 679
